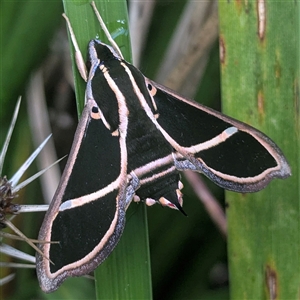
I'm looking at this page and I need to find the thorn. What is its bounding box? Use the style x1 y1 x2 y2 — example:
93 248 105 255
9 135 52 188
0 97 22 175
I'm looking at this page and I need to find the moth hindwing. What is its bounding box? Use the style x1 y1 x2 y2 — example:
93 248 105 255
36 3 291 293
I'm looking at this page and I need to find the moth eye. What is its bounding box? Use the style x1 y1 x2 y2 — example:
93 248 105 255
92 106 99 113
147 83 157 96
91 106 101 119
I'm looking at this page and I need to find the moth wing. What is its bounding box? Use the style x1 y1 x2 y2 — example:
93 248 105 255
36 99 131 292
146 79 290 192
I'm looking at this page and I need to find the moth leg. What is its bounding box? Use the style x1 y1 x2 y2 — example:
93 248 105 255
173 152 198 172
125 172 141 209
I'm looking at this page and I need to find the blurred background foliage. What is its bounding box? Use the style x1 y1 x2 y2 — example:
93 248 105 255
1 0 298 299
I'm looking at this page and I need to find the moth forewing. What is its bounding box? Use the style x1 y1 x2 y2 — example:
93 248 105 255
37 100 130 292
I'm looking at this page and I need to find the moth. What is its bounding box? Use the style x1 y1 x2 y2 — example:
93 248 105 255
36 2 291 293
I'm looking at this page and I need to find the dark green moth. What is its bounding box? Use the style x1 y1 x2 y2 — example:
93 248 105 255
36 2 291 293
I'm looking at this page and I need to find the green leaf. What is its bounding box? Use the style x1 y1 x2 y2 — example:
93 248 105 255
0 1 62 121
219 2 299 298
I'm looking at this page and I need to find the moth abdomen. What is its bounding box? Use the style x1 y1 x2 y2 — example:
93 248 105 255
134 164 185 214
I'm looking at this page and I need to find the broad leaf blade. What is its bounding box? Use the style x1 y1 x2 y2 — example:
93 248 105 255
219 2 299 298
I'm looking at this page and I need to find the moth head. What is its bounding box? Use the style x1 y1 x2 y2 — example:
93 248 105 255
87 39 122 72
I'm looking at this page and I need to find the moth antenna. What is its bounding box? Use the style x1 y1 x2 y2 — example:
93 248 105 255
62 13 88 82
90 1 124 60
